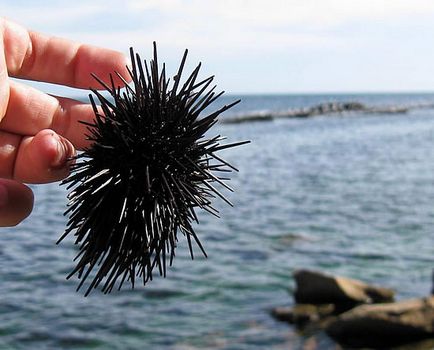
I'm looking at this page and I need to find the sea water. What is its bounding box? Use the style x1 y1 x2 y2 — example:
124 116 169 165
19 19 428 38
2 93 434 349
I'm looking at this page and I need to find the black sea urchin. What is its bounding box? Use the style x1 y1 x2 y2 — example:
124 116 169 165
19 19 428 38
59 43 249 295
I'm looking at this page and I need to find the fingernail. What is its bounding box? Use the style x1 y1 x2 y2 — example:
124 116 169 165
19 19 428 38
51 135 75 168
0 183 8 209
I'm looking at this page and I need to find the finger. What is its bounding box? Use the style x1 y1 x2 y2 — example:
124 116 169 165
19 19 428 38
0 179 33 227
0 129 75 184
1 18 131 89
15 129 76 183
0 20 9 121
1 80 96 149
54 96 98 150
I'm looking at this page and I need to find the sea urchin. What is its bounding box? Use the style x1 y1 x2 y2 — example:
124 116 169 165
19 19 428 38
59 43 249 295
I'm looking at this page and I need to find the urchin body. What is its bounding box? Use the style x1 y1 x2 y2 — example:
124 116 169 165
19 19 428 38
59 43 248 295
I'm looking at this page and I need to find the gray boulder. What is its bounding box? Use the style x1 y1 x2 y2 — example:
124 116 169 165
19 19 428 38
326 297 434 348
293 269 395 305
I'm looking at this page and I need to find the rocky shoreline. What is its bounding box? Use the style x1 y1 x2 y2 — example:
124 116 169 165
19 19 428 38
222 101 434 124
272 270 434 349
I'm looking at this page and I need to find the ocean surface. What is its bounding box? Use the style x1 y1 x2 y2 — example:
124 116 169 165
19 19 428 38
3 93 434 349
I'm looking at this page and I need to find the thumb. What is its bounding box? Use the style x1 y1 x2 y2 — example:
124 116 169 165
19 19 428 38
0 179 34 227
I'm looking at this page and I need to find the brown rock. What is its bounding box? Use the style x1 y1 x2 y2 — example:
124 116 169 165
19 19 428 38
326 297 434 348
293 269 395 305
271 304 336 327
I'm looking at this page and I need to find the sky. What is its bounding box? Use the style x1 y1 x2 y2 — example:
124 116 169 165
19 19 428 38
3 0 434 94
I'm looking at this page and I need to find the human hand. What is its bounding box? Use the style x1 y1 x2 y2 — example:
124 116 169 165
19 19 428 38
0 18 131 226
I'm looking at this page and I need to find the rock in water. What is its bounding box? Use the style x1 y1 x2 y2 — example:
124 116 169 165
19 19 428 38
326 297 434 348
293 269 395 305
272 304 336 328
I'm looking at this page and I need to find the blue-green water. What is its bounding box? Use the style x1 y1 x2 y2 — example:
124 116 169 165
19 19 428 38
3 93 434 349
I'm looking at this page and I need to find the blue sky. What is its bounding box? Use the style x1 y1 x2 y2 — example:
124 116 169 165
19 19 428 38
3 0 434 94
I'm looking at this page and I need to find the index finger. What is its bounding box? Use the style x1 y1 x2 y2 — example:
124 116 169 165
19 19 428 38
2 18 131 89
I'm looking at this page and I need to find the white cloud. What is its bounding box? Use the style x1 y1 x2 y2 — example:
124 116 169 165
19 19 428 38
126 0 434 27
110 0 434 56
2 3 103 28
3 0 434 93
4 0 434 55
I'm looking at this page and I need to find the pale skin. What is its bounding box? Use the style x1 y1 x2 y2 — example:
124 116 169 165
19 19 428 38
0 18 131 226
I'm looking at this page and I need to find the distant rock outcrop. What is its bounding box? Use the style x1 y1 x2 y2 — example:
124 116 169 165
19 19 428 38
222 101 418 124
293 269 395 306
326 297 434 348
271 269 434 348
272 303 336 328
